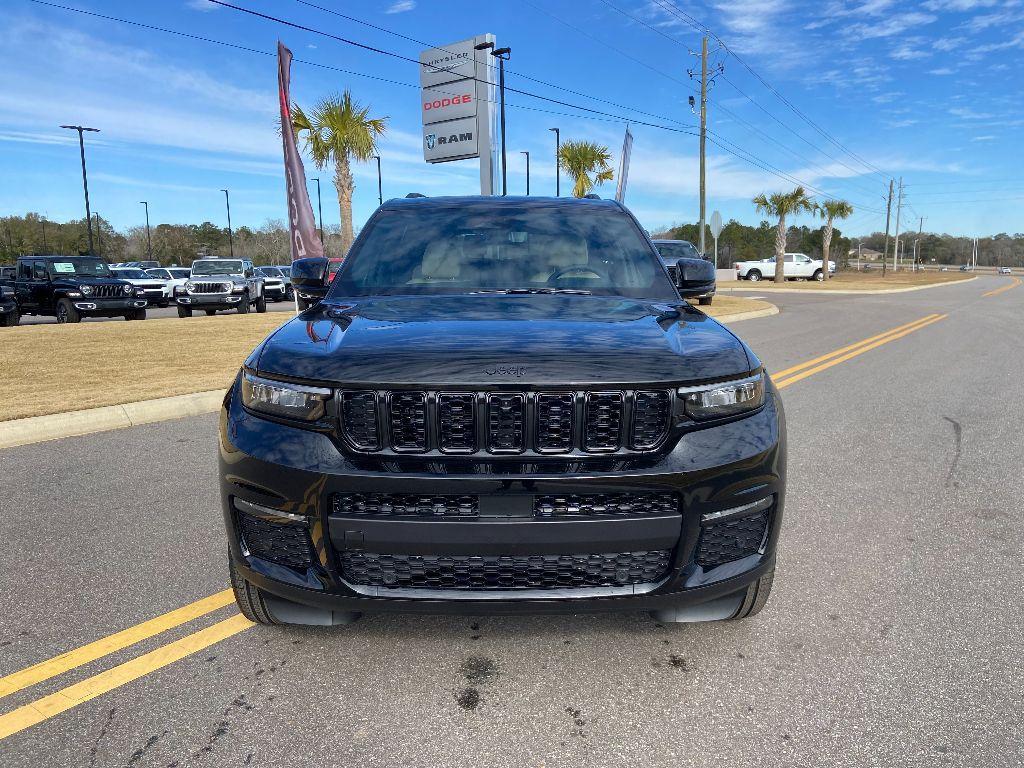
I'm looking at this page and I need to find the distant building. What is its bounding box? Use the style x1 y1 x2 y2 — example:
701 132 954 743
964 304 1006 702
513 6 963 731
849 247 883 261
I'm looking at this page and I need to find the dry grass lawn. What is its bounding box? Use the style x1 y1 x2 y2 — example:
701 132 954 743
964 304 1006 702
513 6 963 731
702 295 775 318
0 313 290 421
725 271 974 291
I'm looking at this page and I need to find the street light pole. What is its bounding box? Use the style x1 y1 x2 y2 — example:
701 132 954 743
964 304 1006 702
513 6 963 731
491 47 511 195
520 151 530 195
549 127 560 196
221 189 234 257
311 178 324 247
60 124 100 255
140 201 152 261
373 155 383 207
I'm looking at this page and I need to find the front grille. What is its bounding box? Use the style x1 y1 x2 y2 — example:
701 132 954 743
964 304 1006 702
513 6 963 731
340 550 672 590
333 493 478 518
339 389 672 455
696 508 771 569
191 281 230 294
237 512 313 570
90 284 125 298
534 493 678 518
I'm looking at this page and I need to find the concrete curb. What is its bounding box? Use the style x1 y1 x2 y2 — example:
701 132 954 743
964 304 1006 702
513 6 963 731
713 304 780 324
0 390 225 450
720 276 977 295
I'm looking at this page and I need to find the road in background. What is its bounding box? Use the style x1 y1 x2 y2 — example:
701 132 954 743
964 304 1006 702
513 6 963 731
0 276 1021 766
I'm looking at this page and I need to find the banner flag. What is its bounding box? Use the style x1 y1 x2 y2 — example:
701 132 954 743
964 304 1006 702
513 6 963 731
277 41 324 262
615 125 633 203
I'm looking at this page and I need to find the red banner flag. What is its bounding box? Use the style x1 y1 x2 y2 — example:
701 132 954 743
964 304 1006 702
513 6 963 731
277 41 324 262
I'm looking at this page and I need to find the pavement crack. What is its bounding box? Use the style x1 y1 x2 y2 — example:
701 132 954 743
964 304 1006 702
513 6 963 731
943 416 963 488
89 707 116 768
126 730 166 767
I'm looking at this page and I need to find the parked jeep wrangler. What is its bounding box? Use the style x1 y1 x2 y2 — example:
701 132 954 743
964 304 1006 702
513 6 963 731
221 196 785 627
12 256 147 323
177 257 266 317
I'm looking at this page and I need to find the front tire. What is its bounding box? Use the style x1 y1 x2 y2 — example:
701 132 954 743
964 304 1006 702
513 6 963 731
698 296 713 305
124 309 146 321
746 270 761 282
812 269 823 282
255 294 267 313
56 298 81 324
0 310 19 327
178 306 192 318
729 568 774 620
237 295 251 314
205 309 217 316
229 557 279 625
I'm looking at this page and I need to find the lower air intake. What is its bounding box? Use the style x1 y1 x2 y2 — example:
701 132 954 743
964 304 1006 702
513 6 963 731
696 508 771 569
340 550 672 590
237 512 313 570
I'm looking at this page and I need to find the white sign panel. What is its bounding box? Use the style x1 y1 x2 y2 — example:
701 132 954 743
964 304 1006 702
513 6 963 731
421 83 478 126
423 116 479 163
710 210 723 239
419 38 478 88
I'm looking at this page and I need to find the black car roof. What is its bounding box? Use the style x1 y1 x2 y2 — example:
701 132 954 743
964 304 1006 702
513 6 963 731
379 195 625 212
17 255 108 261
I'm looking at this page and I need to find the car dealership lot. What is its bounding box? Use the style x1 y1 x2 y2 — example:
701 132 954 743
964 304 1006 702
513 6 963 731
1 276 1022 767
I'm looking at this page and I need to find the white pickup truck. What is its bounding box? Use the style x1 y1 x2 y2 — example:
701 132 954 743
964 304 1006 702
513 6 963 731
735 253 836 281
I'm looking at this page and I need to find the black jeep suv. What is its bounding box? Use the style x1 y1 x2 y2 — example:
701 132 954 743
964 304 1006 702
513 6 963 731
13 256 147 323
221 196 785 626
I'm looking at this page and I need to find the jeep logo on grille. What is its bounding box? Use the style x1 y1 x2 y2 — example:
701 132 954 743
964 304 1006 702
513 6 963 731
484 365 527 377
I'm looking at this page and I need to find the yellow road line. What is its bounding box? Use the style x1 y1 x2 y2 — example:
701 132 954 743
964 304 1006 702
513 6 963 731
776 314 947 389
0 589 234 701
0 613 253 741
982 277 1021 297
771 314 941 381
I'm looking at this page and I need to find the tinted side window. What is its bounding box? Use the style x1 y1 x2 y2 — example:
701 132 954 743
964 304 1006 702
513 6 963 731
33 261 48 280
19 261 32 279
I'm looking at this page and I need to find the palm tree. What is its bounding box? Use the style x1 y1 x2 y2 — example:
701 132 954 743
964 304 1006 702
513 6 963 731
557 140 614 198
816 199 854 281
291 91 387 254
752 187 816 283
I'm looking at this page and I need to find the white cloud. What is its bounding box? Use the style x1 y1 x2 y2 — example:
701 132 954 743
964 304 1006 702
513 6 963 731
385 1 416 13
949 106 994 119
971 135 996 141
928 67 956 74
186 0 218 11
847 11 937 39
922 0 1000 10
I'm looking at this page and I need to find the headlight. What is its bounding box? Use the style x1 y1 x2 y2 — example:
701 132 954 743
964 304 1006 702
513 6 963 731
136 287 147 296
231 284 245 293
679 373 765 421
241 372 331 422
80 285 93 296
122 284 133 295
185 281 197 292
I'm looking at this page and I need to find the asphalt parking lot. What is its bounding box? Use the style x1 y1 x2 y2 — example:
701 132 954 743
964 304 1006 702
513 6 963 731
1 276 1021 767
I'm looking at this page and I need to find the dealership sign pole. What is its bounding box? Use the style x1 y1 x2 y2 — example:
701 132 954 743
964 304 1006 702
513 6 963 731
614 125 633 203
419 35 498 195
710 210 723 268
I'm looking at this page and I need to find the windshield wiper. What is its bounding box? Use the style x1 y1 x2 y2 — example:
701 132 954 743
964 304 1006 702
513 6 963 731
468 288 593 296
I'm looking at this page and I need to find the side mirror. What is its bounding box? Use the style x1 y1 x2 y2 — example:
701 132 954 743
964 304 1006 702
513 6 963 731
291 257 330 299
675 257 716 298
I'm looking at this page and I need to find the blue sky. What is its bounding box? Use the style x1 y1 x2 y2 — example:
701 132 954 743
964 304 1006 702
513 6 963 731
1 0 1021 238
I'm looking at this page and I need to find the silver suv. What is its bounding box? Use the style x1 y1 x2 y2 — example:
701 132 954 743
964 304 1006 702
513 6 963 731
177 258 266 317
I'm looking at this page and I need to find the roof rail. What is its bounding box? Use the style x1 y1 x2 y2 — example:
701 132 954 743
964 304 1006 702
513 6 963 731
405 192 427 198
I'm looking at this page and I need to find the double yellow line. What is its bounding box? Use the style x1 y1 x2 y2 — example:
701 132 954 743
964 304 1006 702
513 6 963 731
0 312 950 742
0 591 251 740
774 313 947 389
983 277 1021 297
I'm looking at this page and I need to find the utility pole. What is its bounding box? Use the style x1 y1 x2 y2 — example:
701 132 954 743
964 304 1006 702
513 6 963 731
892 177 903 272
373 155 383 207
882 179 893 277
94 212 103 255
698 36 708 256
914 216 924 269
520 151 530 195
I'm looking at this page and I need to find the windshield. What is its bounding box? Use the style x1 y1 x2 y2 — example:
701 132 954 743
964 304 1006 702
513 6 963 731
115 269 151 279
330 205 675 299
169 269 190 279
655 241 701 261
192 260 243 276
47 258 111 278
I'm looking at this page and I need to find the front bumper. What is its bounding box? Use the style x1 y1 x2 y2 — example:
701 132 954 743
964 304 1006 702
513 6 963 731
74 298 148 314
178 293 243 310
220 377 786 617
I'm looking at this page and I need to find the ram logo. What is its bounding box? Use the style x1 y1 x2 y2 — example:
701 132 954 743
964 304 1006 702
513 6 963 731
425 133 436 150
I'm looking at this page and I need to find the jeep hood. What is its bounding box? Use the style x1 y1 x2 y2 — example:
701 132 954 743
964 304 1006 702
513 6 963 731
255 295 754 387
